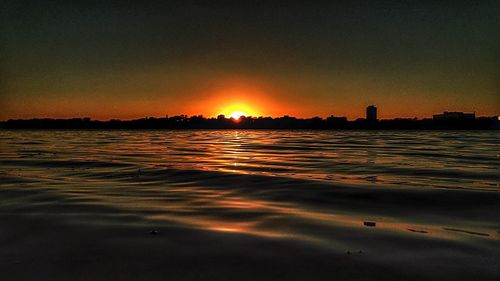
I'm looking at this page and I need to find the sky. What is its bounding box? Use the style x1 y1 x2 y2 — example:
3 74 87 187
1 0 499 120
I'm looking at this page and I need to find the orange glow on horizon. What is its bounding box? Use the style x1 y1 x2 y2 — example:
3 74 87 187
188 78 277 119
3 75 497 121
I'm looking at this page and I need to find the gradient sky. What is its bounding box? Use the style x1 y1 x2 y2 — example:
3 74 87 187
1 0 499 120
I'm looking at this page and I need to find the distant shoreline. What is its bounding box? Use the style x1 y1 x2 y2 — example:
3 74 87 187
1 116 499 130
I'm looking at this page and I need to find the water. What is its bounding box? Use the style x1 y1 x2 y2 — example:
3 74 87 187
2 130 498 190
1 130 499 280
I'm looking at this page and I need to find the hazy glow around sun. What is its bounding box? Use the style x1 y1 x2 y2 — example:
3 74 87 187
219 101 259 119
229 111 246 120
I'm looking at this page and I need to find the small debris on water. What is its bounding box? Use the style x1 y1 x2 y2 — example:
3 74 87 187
345 250 364 255
408 228 428 234
363 221 376 227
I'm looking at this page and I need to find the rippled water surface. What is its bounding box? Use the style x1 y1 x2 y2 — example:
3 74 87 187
1 130 499 244
2 130 498 190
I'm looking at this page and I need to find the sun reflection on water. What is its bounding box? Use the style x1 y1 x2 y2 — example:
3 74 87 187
2 129 499 252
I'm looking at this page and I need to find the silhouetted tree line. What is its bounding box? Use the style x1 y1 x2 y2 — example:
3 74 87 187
1 115 498 130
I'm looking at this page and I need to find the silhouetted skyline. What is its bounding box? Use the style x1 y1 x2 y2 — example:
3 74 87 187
2 111 498 130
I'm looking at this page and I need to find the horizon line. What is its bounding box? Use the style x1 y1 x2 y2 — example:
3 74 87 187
2 111 498 123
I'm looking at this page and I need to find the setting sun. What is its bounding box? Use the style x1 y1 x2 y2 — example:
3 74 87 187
218 101 260 119
229 111 246 120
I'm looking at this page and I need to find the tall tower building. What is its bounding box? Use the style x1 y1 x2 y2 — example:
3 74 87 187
366 105 377 121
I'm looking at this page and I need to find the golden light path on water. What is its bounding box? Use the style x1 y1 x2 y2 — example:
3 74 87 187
0 129 498 252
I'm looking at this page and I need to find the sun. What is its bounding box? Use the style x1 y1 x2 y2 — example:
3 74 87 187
218 101 259 120
229 111 246 120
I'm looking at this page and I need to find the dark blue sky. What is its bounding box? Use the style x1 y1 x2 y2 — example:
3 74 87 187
1 1 499 119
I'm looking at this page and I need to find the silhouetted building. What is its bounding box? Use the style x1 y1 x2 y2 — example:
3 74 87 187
433 112 475 121
366 105 377 121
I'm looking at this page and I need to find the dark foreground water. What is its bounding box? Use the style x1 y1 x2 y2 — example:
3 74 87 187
1 130 499 281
